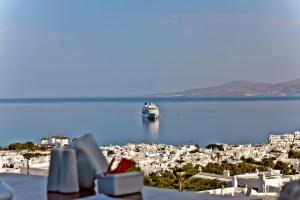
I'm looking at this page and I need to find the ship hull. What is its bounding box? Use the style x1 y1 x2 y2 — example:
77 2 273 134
142 113 159 119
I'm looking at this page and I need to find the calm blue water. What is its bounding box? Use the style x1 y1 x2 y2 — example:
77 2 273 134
0 97 300 147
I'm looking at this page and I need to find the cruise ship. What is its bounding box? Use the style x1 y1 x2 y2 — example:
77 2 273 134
142 102 160 119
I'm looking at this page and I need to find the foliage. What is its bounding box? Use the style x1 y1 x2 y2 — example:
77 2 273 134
7 142 45 151
40 146 48 151
107 150 115 156
270 149 282 153
240 157 293 175
202 162 268 176
189 149 200 154
288 150 300 159
241 156 275 168
144 163 224 191
274 161 290 175
206 144 224 151
175 159 185 164
8 142 34 150
241 157 257 164
23 153 43 160
261 158 275 168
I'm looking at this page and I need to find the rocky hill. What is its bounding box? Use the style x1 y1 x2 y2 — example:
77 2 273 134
155 79 300 97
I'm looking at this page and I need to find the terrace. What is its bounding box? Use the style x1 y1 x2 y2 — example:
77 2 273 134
0 173 249 200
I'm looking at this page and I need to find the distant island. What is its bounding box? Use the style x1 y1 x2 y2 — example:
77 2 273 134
154 78 300 97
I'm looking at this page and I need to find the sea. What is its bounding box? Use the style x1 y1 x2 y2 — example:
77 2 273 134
0 96 300 147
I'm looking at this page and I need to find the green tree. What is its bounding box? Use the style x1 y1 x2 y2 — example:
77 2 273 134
262 158 275 168
144 163 224 191
189 149 200 154
288 150 300 159
175 159 185 164
274 161 290 175
202 162 267 176
206 144 224 151
23 153 43 160
7 141 42 150
107 150 115 156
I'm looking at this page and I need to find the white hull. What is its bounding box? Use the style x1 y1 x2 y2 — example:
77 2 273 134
142 113 159 119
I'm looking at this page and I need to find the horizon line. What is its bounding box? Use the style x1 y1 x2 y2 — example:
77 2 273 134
0 96 300 104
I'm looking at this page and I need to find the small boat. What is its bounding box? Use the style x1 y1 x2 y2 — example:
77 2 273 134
142 102 159 119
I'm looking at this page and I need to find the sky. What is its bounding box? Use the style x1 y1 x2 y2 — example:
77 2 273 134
0 0 300 98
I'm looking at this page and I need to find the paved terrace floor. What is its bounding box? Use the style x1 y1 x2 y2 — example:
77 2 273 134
0 173 249 200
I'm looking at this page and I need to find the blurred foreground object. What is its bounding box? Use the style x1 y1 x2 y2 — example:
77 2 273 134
47 133 144 196
0 180 13 200
279 180 300 200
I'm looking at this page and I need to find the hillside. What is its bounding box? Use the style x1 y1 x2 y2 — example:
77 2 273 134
155 79 300 97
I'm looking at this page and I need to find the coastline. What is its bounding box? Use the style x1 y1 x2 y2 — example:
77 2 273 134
1 96 300 104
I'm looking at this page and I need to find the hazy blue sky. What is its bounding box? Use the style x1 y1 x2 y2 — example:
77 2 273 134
0 0 300 97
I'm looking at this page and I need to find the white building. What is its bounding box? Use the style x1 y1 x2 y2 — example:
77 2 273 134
50 136 56 145
40 137 49 145
61 137 69 147
269 135 282 144
50 136 69 147
294 131 300 140
281 134 294 142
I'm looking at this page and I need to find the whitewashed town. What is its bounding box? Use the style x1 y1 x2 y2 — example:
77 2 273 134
1 131 300 198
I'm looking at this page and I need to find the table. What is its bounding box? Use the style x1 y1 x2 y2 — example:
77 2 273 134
0 173 249 200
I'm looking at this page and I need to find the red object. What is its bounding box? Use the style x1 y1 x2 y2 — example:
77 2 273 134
111 158 136 174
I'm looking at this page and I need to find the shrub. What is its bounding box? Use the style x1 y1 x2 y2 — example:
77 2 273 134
206 144 224 151
288 150 300 159
144 163 224 191
107 150 115 156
